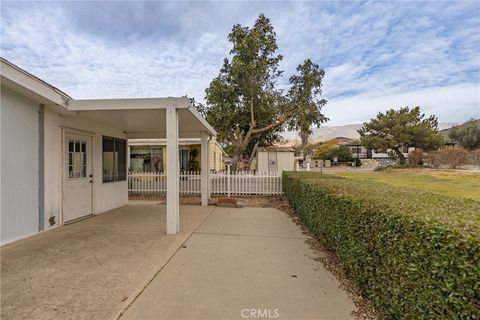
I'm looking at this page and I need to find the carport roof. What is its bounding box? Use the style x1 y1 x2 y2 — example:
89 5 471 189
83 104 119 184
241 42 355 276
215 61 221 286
67 98 217 139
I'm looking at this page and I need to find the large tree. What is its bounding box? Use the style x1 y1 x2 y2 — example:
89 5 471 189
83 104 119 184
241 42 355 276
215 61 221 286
204 14 327 170
359 106 444 164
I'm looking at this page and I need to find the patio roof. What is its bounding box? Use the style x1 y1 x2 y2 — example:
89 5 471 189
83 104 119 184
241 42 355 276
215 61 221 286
66 98 216 139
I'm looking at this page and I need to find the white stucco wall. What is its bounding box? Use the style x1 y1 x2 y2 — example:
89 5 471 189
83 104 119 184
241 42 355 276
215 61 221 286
44 108 128 229
277 152 295 172
1 87 40 244
257 151 294 173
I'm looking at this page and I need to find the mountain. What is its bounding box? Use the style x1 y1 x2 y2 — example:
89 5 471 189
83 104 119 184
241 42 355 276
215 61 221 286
280 122 459 146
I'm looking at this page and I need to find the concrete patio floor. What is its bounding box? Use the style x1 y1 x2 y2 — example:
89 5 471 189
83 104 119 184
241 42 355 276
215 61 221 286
1 204 356 320
1 204 213 320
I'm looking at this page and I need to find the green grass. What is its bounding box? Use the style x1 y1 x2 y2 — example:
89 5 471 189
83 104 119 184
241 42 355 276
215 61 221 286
334 169 480 201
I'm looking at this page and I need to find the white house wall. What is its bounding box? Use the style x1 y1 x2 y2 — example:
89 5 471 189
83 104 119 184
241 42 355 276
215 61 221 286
43 107 128 230
1 87 40 244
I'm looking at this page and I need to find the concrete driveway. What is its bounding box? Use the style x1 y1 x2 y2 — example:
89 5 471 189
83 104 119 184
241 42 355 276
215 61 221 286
2 204 356 320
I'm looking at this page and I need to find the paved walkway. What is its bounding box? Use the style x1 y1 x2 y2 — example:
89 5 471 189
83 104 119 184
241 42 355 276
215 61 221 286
1 204 356 320
121 207 355 320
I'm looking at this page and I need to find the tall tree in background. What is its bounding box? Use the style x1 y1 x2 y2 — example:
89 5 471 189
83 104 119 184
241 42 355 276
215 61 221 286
359 106 444 164
204 14 327 170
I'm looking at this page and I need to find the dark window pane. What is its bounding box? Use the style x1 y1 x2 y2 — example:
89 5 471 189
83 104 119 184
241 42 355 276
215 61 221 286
75 141 80 153
102 136 126 182
69 166 73 178
83 153 86 165
69 153 73 166
116 139 127 180
69 140 74 152
81 142 86 153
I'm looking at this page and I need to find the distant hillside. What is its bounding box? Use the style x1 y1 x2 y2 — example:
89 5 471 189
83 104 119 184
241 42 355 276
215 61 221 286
281 122 458 146
440 119 480 142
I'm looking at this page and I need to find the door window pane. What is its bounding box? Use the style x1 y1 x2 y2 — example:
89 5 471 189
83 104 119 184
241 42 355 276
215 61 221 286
68 139 88 179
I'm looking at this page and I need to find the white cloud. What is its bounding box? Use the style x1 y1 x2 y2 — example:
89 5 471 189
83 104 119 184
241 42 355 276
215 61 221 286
324 84 480 125
1 1 479 127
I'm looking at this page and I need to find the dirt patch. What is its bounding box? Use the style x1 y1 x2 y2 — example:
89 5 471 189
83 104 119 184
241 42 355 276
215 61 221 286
129 195 289 208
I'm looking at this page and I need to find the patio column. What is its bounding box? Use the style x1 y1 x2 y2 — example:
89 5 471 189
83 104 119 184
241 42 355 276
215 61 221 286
166 107 179 234
201 132 209 206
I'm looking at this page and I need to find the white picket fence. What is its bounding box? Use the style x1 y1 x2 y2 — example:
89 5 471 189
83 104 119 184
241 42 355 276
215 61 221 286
128 171 283 196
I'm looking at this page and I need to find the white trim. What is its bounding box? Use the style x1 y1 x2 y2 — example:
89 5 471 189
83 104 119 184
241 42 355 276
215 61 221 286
1 58 70 105
68 98 190 111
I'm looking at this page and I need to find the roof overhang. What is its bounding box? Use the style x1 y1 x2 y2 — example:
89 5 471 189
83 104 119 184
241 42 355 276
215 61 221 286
66 98 216 139
1 58 71 106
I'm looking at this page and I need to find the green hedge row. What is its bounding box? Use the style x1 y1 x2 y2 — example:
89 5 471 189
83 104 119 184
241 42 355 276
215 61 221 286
283 172 480 319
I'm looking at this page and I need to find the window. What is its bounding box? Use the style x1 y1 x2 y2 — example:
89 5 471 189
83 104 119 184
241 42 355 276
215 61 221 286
130 147 163 172
103 136 126 182
68 139 87 179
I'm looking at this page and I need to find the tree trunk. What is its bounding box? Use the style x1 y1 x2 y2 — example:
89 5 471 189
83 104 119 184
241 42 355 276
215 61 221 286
393 147 406 164
231 153 240 171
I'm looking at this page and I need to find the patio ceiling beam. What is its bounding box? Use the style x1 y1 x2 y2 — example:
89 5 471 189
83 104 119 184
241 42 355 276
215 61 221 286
126 131 208 139
67 97 191 111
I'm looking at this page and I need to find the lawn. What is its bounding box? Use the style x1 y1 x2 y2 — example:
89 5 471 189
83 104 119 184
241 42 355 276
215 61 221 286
334 168 480 201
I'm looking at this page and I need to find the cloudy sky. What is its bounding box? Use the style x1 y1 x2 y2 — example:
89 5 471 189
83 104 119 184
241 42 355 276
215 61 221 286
1 1 479 125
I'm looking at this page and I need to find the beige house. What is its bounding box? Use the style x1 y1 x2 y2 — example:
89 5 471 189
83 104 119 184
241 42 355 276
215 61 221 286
128 137 226 172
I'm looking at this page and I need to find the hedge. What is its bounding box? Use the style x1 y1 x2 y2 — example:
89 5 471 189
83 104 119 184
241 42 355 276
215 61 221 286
283 172 480 319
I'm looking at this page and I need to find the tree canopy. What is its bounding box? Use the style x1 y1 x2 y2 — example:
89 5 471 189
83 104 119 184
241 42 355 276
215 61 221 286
359 106 444 164
203 14 328 169
448 120 480 150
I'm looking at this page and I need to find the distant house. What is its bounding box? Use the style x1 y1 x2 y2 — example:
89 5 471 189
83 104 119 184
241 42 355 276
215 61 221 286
128 137 226 172
256 147 295 172
313 137 415 160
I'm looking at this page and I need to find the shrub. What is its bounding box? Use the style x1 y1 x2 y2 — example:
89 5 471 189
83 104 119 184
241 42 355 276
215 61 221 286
329 145 354 162
408 148 424 165
469 149 480 168
283 172 480 319
426 148 469 169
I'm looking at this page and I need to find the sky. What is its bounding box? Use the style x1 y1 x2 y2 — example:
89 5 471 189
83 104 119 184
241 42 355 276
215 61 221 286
1 1 479 126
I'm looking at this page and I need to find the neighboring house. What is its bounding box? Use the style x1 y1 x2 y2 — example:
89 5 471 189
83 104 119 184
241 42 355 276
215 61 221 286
128 137 226 172
346 141 414 159
1 57 216 244
256 147 295 172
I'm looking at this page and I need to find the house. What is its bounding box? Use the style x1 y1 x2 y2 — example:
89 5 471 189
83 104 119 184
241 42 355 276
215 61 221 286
256 147 295 172
0 57 216 244
128 137 226 173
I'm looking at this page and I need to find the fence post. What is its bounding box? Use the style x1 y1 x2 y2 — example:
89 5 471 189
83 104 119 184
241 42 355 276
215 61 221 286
227 165 231 198
306 162 311 171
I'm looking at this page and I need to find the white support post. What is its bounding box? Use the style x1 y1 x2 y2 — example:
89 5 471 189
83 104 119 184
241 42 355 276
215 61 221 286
166 107 179 234
201 132 209 206
227 164 231 197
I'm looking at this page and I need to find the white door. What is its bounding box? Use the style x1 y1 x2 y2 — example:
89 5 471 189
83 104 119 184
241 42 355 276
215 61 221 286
63 133 93 223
